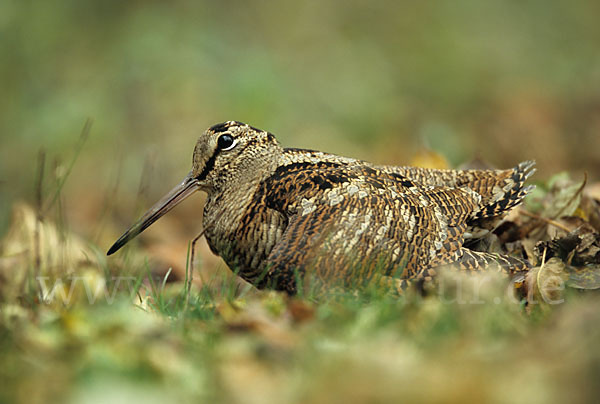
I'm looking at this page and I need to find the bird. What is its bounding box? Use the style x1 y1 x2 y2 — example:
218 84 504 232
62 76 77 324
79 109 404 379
107 121 535 295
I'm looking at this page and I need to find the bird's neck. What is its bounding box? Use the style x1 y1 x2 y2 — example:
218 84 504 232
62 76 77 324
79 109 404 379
279 147 360 167
202 150 280 233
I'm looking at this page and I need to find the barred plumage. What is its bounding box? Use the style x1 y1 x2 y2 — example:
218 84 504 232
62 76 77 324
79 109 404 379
108 121 534 295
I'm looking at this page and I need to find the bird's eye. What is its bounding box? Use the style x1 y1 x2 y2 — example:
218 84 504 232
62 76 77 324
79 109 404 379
217 134 236 151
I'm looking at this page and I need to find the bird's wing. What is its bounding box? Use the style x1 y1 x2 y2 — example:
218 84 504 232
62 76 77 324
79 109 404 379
259 164 481 293
380 161 536 221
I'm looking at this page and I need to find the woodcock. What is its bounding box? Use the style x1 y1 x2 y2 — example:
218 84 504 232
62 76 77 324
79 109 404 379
107 121 535 295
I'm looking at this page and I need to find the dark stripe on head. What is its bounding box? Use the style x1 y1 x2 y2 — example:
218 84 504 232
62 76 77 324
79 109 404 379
209 122 230 133
197 150 219 180
196 135 258 181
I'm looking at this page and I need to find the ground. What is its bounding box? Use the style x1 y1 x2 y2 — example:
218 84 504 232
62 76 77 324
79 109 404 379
1 165 599 404
2 2 600 403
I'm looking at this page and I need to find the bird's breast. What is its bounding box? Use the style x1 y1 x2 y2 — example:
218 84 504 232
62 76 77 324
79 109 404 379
203 196 287 285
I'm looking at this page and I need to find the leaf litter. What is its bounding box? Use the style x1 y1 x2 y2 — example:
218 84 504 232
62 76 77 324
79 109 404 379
1 161 600 404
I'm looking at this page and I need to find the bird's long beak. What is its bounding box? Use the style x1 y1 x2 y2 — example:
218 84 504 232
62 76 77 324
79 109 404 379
107 173 200 256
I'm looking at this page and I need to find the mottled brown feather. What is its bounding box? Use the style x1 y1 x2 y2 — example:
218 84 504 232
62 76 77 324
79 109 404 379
110 121 534 295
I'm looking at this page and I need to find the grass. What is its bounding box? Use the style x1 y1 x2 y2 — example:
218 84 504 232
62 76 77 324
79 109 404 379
2 262 600 404
2 2 600 402
2 193 600 404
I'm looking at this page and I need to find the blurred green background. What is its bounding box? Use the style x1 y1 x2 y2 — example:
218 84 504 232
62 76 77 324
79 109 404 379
2 3 600 403
1 0 599 240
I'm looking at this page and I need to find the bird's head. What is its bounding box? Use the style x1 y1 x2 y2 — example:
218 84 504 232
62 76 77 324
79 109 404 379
191 121 280 191
107 121 280 255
